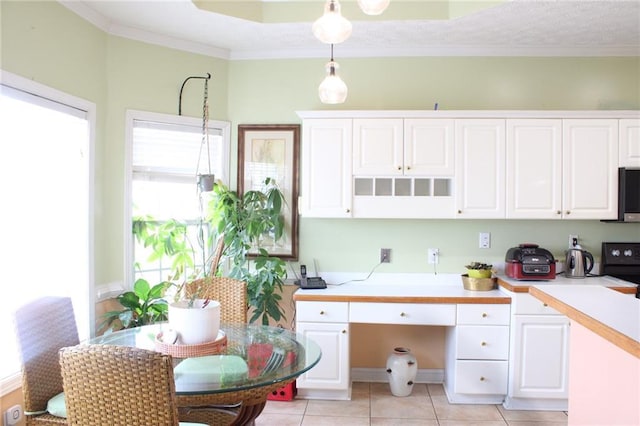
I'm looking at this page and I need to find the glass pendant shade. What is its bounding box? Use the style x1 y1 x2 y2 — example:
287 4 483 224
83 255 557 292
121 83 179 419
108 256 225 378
319 61 348 104
312 0 352 44
357 0 391 15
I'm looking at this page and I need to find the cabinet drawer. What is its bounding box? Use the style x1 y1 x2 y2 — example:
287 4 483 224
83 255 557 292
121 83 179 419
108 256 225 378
297 301 349 322
453 360 508 395
457 304 510 325
456 326 510 360
350 302 456 325
513 293 561 315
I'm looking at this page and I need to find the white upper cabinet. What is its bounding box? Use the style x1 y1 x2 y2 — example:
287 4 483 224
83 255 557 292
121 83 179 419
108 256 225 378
506 119 563 219
404 119 455 176
300 119 353 218
619 118 640 167
562 119 619 219
353 119 403 176
455 119 506 218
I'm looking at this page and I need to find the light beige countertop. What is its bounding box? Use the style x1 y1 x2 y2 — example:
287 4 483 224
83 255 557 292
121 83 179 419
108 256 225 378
530 284 640 358
293 274 510 304
497 274 638 294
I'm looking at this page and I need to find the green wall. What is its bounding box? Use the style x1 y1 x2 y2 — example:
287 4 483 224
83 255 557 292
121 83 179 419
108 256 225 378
2 1 639 287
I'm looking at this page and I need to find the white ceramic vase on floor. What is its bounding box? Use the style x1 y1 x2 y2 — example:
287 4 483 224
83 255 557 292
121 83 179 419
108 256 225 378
386 347 418 397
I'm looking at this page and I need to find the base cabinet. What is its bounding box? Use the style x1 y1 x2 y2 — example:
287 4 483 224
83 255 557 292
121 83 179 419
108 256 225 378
504 293 570 411
296 301 351 400
444 304 510 404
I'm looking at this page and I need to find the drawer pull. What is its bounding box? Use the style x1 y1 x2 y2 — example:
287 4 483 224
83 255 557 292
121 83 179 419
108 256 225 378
319 310 325 315
543 303 548 307
480 376 486 382
482 313 488 318
400 312 406 317
481 341 487 346
341 329 347 334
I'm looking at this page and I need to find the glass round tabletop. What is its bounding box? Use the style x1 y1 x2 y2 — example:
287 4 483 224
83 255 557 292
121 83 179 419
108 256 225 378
88 323 321 395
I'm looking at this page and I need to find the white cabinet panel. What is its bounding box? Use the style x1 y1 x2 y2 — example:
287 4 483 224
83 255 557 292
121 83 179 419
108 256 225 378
353 118 403 176
620 118 640 167
453 360 508 395
300 119 352 217
506 119 563 219
296 301 349 323
457 304 510 325
455 119 506 218
510 315 569 399
456 326 510 360
349 302 456 325
296 321 350 391
562 119 618 219
404 119 455 176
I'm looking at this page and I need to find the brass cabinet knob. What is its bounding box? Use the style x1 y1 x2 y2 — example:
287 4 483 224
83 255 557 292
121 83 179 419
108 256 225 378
319 310 325 315
406 166 411 170
482 313 488 318
481 341 487 346
556 210 562 214
543 303 548 307
566 210 571 215
397 166 402 170
400 312 406 317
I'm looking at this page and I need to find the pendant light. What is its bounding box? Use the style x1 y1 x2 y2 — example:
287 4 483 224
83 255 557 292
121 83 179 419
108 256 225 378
312 0 352 44
357 0 391 15
318 44 348 104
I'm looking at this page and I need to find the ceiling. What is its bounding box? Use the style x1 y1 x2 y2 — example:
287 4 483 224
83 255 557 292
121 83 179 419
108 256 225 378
60 0 640 60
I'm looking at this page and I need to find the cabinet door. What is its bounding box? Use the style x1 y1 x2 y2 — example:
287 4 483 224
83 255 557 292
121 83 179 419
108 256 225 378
506 119 563 219
455 119 506 218
404 119 455 176
619 118 640 167
510 315 569 399
353 118 403 175
562 119 619 219
296 322 350 391
300 119 353 217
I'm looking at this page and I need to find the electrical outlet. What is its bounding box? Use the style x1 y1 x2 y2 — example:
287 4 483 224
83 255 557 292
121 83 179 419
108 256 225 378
479 232 491 249
4 404 23 426
428 248 439 264
569 234 579 248
380 248 391 263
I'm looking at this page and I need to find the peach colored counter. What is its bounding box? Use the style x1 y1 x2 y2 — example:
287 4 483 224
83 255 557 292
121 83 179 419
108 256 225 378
530 285 639 426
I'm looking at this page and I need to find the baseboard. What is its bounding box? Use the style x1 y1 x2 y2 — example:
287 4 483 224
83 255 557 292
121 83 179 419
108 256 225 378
503 396 568 411
351 367 444 384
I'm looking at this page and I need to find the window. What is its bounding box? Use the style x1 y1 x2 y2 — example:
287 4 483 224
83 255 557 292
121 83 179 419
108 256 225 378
0 71 94 390
125 110 230 287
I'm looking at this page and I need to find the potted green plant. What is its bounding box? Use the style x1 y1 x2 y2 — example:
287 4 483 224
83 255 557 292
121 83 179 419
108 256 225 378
465 262 493 278
206 178 288 326
99 278 171 333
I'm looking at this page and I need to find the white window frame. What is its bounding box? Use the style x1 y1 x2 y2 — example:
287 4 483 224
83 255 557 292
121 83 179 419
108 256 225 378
0 70 96 395
123 109 231 290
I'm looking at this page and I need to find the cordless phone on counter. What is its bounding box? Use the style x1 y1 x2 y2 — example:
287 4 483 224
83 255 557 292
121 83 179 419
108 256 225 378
297 264 326 289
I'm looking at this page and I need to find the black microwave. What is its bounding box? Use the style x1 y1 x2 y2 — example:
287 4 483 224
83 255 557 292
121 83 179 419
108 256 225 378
618 167 640 222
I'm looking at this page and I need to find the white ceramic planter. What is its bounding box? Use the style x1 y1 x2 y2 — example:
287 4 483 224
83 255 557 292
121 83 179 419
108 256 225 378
386 347 418 397
168 299 221 344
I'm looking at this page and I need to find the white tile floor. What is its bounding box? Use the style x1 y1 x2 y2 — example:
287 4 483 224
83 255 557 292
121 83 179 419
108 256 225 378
257 382 569 426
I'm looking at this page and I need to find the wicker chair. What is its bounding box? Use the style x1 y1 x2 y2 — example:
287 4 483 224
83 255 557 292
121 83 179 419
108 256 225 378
184 276 248 324
59 344 207 426
13 296 79 426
